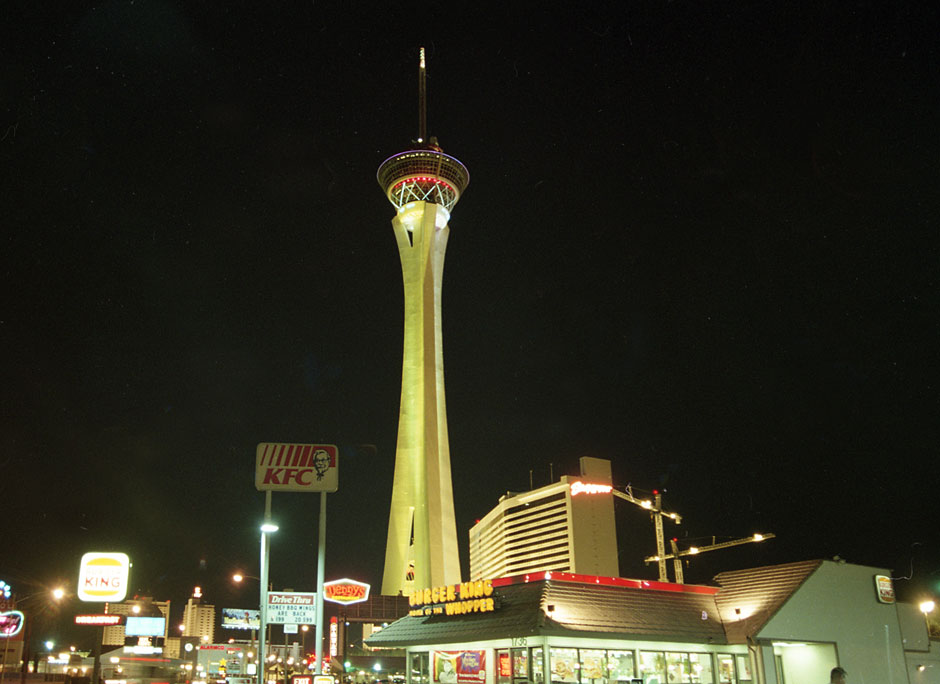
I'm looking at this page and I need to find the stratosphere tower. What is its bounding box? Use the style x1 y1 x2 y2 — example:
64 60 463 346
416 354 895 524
378 48 469 595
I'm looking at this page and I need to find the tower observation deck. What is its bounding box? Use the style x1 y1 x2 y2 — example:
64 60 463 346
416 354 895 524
378 48 468 596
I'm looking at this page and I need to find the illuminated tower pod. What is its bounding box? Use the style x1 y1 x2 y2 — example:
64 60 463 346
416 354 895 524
378 49 469 596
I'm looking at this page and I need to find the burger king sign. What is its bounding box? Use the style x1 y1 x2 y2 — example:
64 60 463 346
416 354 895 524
78 552 130 602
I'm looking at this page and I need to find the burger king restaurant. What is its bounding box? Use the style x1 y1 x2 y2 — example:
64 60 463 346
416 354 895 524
365 560 935 684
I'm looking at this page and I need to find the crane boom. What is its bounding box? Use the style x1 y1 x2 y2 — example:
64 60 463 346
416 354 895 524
644 532 776 564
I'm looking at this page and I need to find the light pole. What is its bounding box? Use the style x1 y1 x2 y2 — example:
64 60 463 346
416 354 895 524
258 492 278 684
921 599 936 638
0 582 65 684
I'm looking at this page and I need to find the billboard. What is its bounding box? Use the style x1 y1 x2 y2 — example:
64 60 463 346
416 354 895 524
266 592 317 625
222 608 261 630
125 616 166 637
323 579 370 605
256 443 338 493
78 552 130 602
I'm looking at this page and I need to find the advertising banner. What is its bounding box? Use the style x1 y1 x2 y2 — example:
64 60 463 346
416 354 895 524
222 608 261 630
125 616 166 637
256 443 338 493
434 651 486 684
266 592 317 625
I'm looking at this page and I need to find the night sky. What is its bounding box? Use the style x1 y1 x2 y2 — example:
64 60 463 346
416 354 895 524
3 1 938 649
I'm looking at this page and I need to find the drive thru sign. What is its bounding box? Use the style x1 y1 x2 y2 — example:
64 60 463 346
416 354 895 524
266 592 317 625
256 443 338 493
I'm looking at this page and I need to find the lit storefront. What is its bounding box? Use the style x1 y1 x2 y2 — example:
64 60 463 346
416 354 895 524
367 573 752 684
366 561 933 684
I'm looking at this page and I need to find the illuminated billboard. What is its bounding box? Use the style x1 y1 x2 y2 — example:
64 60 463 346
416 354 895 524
256 443 338 493
323 579 370 605
0 610 24 637
125 616 166 636
221 608 261 630
78 552 130 602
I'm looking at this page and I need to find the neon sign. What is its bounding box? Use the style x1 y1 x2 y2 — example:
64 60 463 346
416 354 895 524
569 481 613 496
0 611 25 637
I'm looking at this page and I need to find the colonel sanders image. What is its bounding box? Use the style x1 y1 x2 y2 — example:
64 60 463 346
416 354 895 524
313 449 331 480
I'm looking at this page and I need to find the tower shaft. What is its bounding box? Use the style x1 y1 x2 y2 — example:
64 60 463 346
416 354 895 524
382 201 460 595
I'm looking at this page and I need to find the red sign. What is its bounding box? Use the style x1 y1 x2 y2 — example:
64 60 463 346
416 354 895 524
292 677 313 684
498 652 510 678
75 614 123 626
323 579 370 605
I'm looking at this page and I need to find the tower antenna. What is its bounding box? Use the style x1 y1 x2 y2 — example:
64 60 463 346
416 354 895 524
418 47 427 144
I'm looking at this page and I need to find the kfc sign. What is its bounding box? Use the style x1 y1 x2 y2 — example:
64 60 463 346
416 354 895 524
256 443 338 493
78 552 130 602
323 579 370 605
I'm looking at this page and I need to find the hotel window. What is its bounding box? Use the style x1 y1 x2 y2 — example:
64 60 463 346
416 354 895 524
638 652 665 684
550 648 579 684
716 655 734 684
606 651 635 681
580 650 606 684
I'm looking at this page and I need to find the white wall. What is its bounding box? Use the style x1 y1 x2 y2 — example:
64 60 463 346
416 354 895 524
758 561 908 684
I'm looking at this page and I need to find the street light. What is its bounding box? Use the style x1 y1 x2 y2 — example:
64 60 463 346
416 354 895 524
258 512 277 684
0 581 65 684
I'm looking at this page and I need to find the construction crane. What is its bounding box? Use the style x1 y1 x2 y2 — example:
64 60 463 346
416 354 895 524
612 487 682 582
646 532 777 583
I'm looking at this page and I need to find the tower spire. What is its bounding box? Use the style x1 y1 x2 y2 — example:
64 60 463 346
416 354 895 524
377 52 469 596
418 47 427 144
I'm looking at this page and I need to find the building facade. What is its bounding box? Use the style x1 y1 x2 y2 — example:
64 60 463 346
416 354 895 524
367 560 938 684
182 590 216 644
102 598 170 647
469 457 619 580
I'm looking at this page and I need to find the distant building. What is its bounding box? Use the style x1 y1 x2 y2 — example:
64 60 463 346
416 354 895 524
469 457 619 580
102 598 171 647
182 588 216 644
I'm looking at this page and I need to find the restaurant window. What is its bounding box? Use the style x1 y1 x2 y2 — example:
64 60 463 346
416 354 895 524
498 650 512 684
513 648 529 683
665 653 690 683
550 648 579 684
531 647 545 684
606 651 635 681
579 650 606 684
734 656 752 682
638 652 665 684
715 655 734 684
411 652 430 684
688 654 712 684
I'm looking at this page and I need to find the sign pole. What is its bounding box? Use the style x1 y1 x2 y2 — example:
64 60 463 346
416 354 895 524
258 491 273 684
314 491 326 674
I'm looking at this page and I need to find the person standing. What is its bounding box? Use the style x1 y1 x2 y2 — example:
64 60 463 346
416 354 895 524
829 667 847 684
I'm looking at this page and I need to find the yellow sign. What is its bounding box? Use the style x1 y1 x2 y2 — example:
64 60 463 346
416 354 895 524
408 580 496 617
